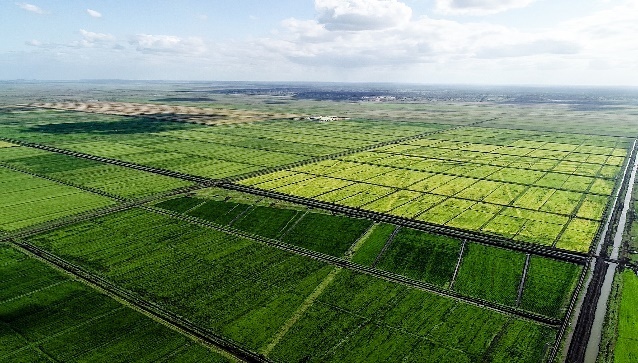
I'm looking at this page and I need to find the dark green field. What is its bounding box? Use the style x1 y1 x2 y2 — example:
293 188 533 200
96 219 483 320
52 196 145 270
1 86 633 362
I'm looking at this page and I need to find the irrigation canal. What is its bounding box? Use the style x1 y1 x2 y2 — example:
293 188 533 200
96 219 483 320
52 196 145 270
565 139 637 363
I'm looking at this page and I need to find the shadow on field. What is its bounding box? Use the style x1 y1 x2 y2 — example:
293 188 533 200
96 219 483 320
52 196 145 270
25 117 193 135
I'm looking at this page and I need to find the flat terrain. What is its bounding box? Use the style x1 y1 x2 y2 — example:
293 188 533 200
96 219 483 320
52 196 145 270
0 245 230 362
1 82 636 362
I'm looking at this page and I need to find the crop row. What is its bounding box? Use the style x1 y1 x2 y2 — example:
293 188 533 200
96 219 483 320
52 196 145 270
29 209 336 352
156 195 373 258
293 158 617 197
0 110 449 180
27 209 557 362
0 245 229 363
419 126 633 149
269 269 557 363
480 117 638 139
0 146 192 198
239 168 607 251
0 167 114 231
156 194 582 318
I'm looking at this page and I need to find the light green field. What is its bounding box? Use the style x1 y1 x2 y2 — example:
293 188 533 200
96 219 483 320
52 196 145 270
0 167 114 231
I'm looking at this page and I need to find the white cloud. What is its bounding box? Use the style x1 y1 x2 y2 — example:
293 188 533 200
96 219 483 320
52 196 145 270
475 39 581 58
86 9 102 18
435 0 536 15
9 0 636 85
315 0 412 31
80 30 115 43
263 14 523 68
15 2 45 14
68 30 116 48
129 34 206 55
25 39 42 46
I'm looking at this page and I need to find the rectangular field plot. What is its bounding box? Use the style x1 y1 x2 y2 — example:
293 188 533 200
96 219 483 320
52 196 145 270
269 270 557 363
0 167 114 231
281 213 373 257
0 147 192 198
237 125 624 251
351 223 397 266
0 246 229 363
28 209 335 352
555 218 600 252
0 109 449 180
156 194 373 257
519 257 583 318
453 244 526 306
376 228 461 287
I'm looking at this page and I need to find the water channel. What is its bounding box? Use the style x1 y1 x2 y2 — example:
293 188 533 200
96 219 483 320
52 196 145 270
583 141 637 363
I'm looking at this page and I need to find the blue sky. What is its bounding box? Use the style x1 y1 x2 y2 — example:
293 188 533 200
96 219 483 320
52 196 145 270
1 0 636 85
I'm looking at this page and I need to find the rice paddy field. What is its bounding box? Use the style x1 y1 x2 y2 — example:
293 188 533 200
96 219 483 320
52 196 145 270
0 165 114 231
0 245 230 363
1 87 636 362
239 127 629 253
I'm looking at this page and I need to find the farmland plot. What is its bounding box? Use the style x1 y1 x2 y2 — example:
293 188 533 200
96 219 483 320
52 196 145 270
0 147 192 198
0 109 449 180
239 125 626 251
453 244 526 306
0 167 114 231
28 209 334 352
376 228 461 287
0 245 229 363
268 270 557 363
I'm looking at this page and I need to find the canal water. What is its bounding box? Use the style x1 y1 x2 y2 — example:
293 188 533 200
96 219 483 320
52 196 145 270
583 142 637 363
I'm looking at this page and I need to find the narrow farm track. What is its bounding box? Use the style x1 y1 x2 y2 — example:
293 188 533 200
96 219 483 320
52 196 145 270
564 139 638 363
9 241 271 363
0 184 204 244
221 118 497 183
371 226 400 268
448 239 467 290
221 182 588 265
0 137 216 185
0 162 127 202
1 120 591 264
144 205 562 327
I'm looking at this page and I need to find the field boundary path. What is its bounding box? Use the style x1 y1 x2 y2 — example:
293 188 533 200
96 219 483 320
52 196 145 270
221 119 497 183
0 136 216 185
222 182 588 264
145 205 562 327
564 139 638 363
371 226 400 268
9 240 271 363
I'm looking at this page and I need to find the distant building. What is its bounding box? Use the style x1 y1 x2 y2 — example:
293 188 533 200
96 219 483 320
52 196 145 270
305 116 350 122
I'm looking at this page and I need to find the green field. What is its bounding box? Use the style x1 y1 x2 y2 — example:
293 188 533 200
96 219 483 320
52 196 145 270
0 146 192 198
154 193 582 317
376 228 461 287
1 97 630 362
156 194 373 257
239 126 626 252
0 245 229 362
0 109 447 179
269 270 556 363
351 223 397 265
454 244 526 306
0 166 114 231
24 208 559 362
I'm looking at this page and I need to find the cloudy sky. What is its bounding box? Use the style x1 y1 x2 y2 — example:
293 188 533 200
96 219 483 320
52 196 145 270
1 0 637 85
